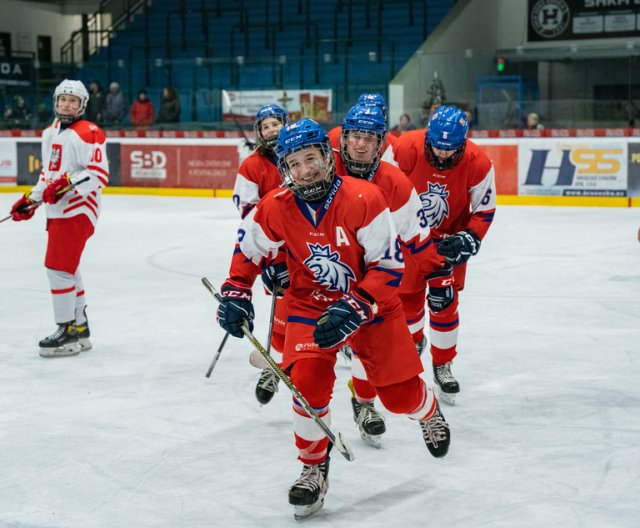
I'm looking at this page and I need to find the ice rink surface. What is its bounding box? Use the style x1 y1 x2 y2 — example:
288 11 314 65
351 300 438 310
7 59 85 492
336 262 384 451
0 193 639 528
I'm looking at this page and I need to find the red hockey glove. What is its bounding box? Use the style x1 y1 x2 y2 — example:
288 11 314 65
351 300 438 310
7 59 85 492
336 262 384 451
10 194 36 221
43 174 71 204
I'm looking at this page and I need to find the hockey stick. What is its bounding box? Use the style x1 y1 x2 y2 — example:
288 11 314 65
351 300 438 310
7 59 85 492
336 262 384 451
202 277 355 462
222 90 255 149
264 289 279 355
0 176 91 224
204 331 230 378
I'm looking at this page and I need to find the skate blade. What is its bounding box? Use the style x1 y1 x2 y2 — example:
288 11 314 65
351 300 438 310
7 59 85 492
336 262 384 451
79 338 92 352
359 431 382 449
435 386 457 406
39 342 82 358
293 498 325 521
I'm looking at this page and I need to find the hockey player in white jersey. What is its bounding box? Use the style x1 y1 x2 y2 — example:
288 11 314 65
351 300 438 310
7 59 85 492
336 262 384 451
9 79 109 357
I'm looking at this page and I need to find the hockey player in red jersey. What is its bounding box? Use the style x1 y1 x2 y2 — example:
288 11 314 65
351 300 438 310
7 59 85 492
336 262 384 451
334 104 446 447
328 93 397 157
391 105 496 404
9 79 109 358
232 103 289 404
216 118 450 520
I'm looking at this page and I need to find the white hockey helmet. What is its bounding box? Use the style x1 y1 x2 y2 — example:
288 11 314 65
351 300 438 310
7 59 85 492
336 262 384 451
53 79 89 124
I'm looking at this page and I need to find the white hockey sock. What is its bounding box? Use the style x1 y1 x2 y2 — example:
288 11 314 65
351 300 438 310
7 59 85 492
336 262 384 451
405 378 437 421
74 270 87 324
47 268 76 324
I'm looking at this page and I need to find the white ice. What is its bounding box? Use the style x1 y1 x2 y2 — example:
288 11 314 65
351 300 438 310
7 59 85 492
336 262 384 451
0 193 639 528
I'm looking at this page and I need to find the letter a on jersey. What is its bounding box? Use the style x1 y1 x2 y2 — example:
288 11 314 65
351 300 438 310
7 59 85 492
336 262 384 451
335 226 350 246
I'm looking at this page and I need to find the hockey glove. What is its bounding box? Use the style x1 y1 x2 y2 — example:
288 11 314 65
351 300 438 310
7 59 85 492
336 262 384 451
426 265 455 313
42 174 71 204
437 229 481 266
216 280 255 338
10 194 36 221
261 261 289 297
313 291 374 349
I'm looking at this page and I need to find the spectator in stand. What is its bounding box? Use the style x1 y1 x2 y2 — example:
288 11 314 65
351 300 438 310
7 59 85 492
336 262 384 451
157 87 181 124
391 112 416 135
86 81 105 123
4 95 31 127
104 82 127 126
526 112 544 130
130 89 155 127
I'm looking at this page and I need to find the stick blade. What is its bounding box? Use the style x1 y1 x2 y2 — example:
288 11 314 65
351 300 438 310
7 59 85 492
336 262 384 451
335 433 355 461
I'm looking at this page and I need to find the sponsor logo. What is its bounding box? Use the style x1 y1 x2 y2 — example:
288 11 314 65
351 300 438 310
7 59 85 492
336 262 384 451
524 147 623 187
130 150 167 179
531 0 570 39
295 342 319 352
0 62 23 75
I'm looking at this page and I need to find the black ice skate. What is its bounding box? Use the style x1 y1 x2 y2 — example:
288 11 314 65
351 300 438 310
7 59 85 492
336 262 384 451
75 307 92 351
39 321 82 358
255 367 279 405
433 361 460 405
415 336 427 357
348 379 386 447
289 456 330 521
338 343 353 362
420 401 450 458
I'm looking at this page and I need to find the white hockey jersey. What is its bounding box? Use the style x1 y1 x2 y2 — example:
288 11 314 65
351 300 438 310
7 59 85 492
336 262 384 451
29 119 109 226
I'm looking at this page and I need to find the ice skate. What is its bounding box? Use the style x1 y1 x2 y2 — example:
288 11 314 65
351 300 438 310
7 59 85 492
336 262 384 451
39 322 82 358
338 343 352 363
348 379 386 447
255 367 279 404
415 336 427 357
75 307 92 351
351 397 386 448
420 400 450 458
289 456 330 521
433 361 459 405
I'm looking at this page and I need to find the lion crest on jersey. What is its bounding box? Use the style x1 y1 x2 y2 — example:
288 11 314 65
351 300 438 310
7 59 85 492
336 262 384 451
419 182 450 228
304 243 356 293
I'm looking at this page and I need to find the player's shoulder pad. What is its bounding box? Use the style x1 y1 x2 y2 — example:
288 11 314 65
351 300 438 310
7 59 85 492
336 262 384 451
69 120 106 145
340 174 386 201
464 139 493 167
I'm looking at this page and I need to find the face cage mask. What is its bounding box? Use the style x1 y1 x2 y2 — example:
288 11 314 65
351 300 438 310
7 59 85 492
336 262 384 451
424 140 466 171
256 116 286 151
54 98 84 126
339 130 384 177
279 148 336 202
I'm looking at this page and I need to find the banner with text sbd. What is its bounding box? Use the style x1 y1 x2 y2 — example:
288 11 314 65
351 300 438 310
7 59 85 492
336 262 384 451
517 139 627 196
119 143 241 188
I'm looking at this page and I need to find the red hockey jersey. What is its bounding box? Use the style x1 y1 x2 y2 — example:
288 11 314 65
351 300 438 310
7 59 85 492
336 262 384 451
228 176 404 316
390 130 496 240
232 150 283 219
334 156 439 277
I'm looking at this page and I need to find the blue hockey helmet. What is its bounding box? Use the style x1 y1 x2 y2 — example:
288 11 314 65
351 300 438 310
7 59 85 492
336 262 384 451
357 93 387 119
275 118 335 202
425 105 468 170
254 103 289 150
340 104 387 177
